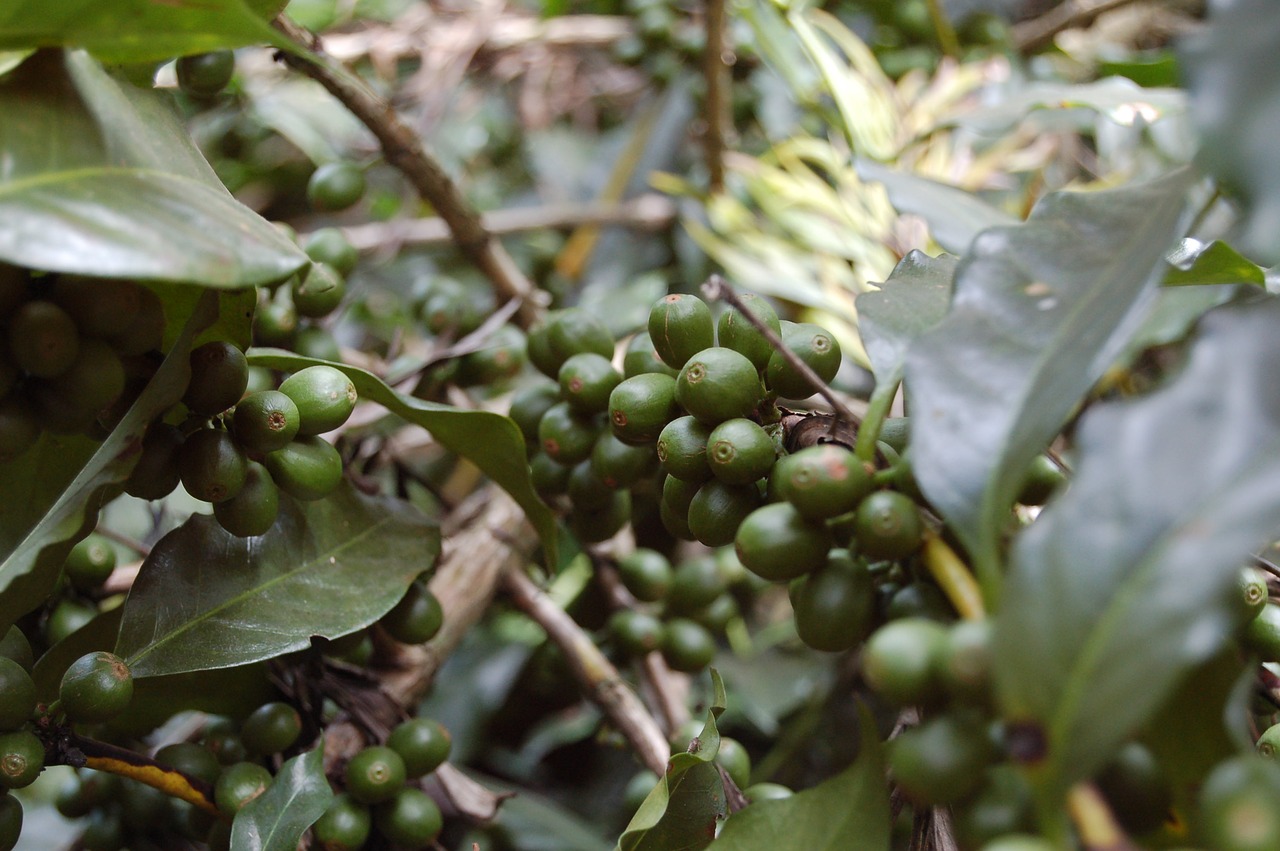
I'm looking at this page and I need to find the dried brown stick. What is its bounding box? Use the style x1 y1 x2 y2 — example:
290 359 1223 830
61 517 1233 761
272 16 544 329
502 563 671 775
1012 0 1149 53
701 275 861 427
703 0 729 193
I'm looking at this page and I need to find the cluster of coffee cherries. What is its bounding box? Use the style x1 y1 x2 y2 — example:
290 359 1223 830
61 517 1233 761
125 340 357 538
253 226 355 360
0 264 166 462
607 547 754 674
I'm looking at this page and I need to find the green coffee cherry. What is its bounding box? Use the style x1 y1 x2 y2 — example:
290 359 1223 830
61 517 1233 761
861 618 948 706
59 651 133 725
1016 453 1067 506
233 390 301 454
303 227 359 276
590 432 656 489
375 787 443 848
616 549 672 602
656 415 713 482
1197 754 1280 851
951 765 1035 849
176 50 235 97
0 794 21 850
381 580 444 644
716 736 751 789
668 556 731 613
215 762 272 815
676 347 762 425
546 308 615 365
623 331 678 378
886 581 954 622
184 341 249 416
294 326 342 363
661 618 717 672
530 452 571 500
345 746 406 804
790 550 874 652
64 534 117 592
765 323 841 399
0 397 39 462
387 718 451 778
1259 723 1280 759
37 338 126 429
775 444 872 521
292 263 346 319
1245 604 1280 661
716 293 781 371
648 294 714 369
254 297 298 348
0 731 43 789
889 714 994 805
743 782 793 803
0 657 36 731
734 503 831 582
854 490 924 559
568 490 631 544
609 373 680 445
125 422 184 500
660 498 693 541
687 480 763 547
9 299 79 378
313 793 371 851
279 365 357 436
705 418 775 485
0 626 33 672
307 162 366 212
457 325 527 387
559 353 622 414
509 382 560 447
939 619 993 703
43 599 96 646
538 401 600 465
179 428 249 503
1238 567 1270 624
525 318 562 378
240 701 303 756
567 460 612 508
610 609 665 657
977 836 1055 851
109 286 166 357
262 436 343 501
691 592 739 633
155 742 221 786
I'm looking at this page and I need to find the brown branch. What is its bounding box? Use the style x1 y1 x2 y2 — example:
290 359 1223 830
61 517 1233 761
502 563 671 775
701 275 861 427
703 0 729 194
329 194 677 253
1012 0 1150 53
272 16 545 329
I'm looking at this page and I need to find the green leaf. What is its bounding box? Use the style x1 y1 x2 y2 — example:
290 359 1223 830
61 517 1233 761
0 1 288 63
114 481 439 677
248 351 558 564
858 251 957 385
476 772 614 851
994 297 1280 799
231 744 333 851
855 162 1018 255
905 169 1195 599
0 50 304 285
710 706 889 851
951 77 1185 136
617 671 728 851
1181 0 1280 264
1163 239 1266 287
0 291 218 631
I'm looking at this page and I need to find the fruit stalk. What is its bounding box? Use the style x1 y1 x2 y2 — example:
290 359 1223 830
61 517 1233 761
701 275 861 428
921 531 985 621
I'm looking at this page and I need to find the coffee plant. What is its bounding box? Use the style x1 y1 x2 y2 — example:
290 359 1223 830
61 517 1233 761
0 0 1277 849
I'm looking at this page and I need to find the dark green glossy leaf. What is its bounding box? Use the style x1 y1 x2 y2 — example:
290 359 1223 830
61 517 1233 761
856 161 1017 255
471 771 612 851
0 1 287 63
617 671 728 851
0 50 304 285
710 706 889 850
1181 0 1280 264
31 607 273 735
905 169 1194 596
994 297 1280 798
232 745 333 851
858 251 956 385
249 351 558 565
0 291 218 631
1164 239 1265 287
115 481 439 677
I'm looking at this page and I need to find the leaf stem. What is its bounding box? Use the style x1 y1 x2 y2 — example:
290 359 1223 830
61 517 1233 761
921 531 986 621
701 275 861 429
853 379 898 462
923 0 961 58
58 733 221 817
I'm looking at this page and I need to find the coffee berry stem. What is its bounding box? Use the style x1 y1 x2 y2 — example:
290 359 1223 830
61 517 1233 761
1065 783 1133 849
700 276 861 429
853 379 899 463
922 530 986 621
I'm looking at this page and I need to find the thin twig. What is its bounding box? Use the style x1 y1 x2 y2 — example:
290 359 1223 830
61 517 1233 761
93 525 152 559
502 563 671 775
701 275 861 427
703 0 729 194
329 194 677 253
272 16 545 329
1012 0 1150 54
